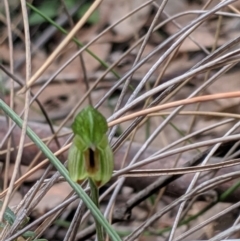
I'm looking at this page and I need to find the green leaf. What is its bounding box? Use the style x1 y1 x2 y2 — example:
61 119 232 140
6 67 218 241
22 230 35 238
0 201 16 225
3 207 15 226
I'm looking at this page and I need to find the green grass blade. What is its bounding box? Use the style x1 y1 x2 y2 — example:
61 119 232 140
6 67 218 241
26 2 120 79
0 100 121 241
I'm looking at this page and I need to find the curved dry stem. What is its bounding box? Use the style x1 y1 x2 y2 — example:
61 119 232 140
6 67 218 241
109 91 240 126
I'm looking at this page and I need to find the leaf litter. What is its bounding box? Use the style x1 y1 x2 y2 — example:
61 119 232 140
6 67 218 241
1 0 240 240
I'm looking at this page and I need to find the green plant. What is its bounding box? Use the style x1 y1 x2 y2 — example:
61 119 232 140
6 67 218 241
0 201 45 240
0 100 120 241
68 106 114 241
68 106 113 186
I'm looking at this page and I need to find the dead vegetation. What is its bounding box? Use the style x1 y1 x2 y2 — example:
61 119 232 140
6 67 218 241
1 0 240 240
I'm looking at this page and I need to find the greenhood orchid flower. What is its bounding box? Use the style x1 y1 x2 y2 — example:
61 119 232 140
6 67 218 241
68 106 113 187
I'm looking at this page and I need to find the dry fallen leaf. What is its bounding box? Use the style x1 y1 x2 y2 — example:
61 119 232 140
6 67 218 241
100 0 151 41
35 182 73 214
13 82 80 122
207 71 240 110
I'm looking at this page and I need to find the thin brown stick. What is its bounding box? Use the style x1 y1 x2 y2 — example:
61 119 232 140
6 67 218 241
109 91 240 126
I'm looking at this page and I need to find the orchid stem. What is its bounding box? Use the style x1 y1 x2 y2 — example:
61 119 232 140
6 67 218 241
89 178 104 241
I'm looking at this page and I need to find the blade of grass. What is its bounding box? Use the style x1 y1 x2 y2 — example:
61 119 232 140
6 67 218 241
0 100 121 241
